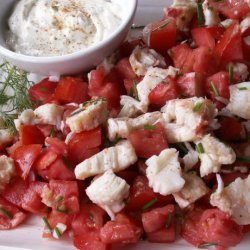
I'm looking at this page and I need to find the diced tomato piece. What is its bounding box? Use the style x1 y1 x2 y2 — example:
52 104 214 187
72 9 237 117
20 125 45 145
205 71 230 107
116 170 138 186
72 204 106 236
47 210 73 229
74 232 109 250
28 78 57 104
123 78 142 96
145 18 177 54
45 137 68 156
0 196 27 230
149 77 179 108
115 58 137 80
43 180 79 214
214 23 243 67
215 117 242 141
37 157 75 181
191 27 216 50
36 124 55 138
177 72 204 97
243 36 250 61
22 181 47 214
119 39 144 57
35 148 58 170
12 144 42 179
68 127 102 164
55 77 89 104
6 141 22 156
193 46 218 76
147 227 176 243
128 123 168 158
199 209 244 247
221 172 248 186
171 44 195 73
142 204 175 233
206 26 226 40
208 0 250 19
127 176 173 211
2 178 29 208
100 214 143 244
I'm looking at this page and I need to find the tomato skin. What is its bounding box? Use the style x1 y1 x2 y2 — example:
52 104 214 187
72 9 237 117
100 214 143 244
115 58 137 80
20 125 45 145
214 23 243 67
0 196 27 230
149 77 179 108
147 227 176 243
242 36 250 61
215 117 242 142
28 78 57 104
145 18 177 54
119 39 144 57
191 28 215 50
221 172 248 187
55 77 89 104
12 144 42 179
45 137 68 156
199 209 244 247
68 127 102 164
177 72 204 97
128 123 168 159
171 44 194 73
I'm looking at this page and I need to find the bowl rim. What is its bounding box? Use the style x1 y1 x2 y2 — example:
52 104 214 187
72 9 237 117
0 0 138 63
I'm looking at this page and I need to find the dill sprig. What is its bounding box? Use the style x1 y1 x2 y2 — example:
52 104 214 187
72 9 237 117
0 61 34 133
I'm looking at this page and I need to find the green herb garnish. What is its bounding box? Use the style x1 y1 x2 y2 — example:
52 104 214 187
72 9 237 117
144 125 156 130
210 81 219 96
193 102 203 112
175 143 188 154
142 198 158 211
130 80 139 100
54 195 63 203
238 87 248 91
0 207 13 219
198 242 217 248
197 1 205 27
228 64 233 84
54 227 62 238
152 20 169 32
196 143 205 154
49 127 56 137
43 217 52 232
61 155 71 169
165 213 173 229
236 156 250 163
56 206 69 214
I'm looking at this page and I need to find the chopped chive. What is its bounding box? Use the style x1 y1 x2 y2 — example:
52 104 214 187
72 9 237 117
54 195 63 203
39 86 49 92
43 217 52 231
236 156 250 163
165 213 173 229
61 155 71 169
210 81 219 96
130 80 139 100
197 1 205 27
228 64 234 84
56 206 69 214
193 102 203 112
238 87 248 91
212 0 225 2
69 108 84 117
198 242 217 248
175 143 188 154
142 198 158 211
54 227 62 238
0 207 13 219
131 24 145 29
152 20 169 32
196 143 205 154
49 127 56 137
144 125 156 131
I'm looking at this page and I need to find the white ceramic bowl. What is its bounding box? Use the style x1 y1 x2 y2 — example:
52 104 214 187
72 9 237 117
0 0 137 76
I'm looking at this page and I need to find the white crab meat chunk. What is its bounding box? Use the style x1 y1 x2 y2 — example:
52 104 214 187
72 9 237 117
240 14 250 34
146 148 185 196
86 170 130 220
66 98 108 133
173 172 209 208
129 46 166 76
232 63 249 81
118 96 144 118
34 103 64 128
0 129 15 149
161 97 217 143
0 155 15 192
183 142 199 171
107 111 162 141
75 141 137 180
14 109 36 131
210 175 250 225
202 0 220 27
226 82 250 119
220 19 234 28
196 134 236 177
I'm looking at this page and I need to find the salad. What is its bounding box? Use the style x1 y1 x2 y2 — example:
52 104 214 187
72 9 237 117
0 0 250 249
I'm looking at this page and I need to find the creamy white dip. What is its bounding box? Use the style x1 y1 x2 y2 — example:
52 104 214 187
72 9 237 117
6 0 124 56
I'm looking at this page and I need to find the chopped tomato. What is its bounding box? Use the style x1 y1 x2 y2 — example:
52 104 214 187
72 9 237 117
214 23 243 67
72 204 106 236
243 36 250 61
12 144 42 179
215 117 242 141
55 77 89 104
147 227 176 243
0 196 27 230
127 176 173 212
119 39 144 57
100 214 143 244
221 172 248 186
145 18 177 54
199 209 244 247
68 127 102 164
171 44 194 73
28 78 57 105
149 77 179 108
47 210 73 229
116 170 138 186
35 148 58 170
43 180 79 214
191 27 216 50
20 125 45 145
115 58 137 80
177 72 204 97
208 0 250 19
45 137 68 156
128 123 168 158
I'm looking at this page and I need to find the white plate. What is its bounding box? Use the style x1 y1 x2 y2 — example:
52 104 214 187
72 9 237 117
0 1 249 249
